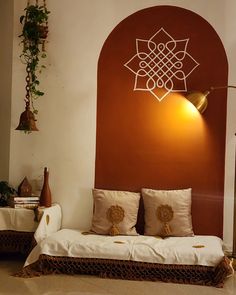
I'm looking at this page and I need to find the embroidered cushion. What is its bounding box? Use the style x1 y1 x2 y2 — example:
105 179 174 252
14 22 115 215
91 189 140 236
142 188 194 237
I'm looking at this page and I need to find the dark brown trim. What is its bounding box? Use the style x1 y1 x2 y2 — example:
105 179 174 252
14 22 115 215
16 254 232 288
0 230 35 255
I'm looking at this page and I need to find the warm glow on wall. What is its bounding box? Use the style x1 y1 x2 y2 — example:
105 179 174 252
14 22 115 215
170 93 203 118
183 96 202 116
165 94 207 143
148 93 205 135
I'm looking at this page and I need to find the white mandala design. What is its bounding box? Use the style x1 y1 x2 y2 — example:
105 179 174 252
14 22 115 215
124 28 200 101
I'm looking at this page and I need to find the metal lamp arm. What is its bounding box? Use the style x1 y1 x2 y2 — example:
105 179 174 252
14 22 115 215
210 85 236 92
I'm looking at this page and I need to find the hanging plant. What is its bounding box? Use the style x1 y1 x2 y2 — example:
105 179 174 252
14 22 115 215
16 0 50 131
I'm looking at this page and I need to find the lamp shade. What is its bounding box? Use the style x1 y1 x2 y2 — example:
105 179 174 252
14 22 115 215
186 91 209 114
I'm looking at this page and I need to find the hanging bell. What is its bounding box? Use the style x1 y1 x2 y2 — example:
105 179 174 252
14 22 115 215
15 103 39 131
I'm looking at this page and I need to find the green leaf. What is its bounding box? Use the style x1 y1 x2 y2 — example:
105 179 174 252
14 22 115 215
36 91 44 96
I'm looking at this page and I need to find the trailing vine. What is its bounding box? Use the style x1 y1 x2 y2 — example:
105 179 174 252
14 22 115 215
19 1 50 115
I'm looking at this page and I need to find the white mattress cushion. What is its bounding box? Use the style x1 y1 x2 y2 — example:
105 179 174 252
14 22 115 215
24 229 225 268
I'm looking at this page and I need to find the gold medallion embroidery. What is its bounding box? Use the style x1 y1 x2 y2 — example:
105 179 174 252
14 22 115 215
106 205 125 236
156 204 174 237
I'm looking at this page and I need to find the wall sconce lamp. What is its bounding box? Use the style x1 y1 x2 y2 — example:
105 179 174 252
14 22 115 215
186 85 236 114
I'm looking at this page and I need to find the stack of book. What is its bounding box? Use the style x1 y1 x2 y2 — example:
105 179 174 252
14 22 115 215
8 195 40 209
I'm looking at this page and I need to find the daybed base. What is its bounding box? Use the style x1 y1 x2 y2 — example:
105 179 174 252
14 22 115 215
16 254 231 288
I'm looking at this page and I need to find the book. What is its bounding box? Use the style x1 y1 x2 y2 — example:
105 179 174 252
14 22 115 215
12 203 38 209
9 196 39 201
8 195 40 208
12 199 39 204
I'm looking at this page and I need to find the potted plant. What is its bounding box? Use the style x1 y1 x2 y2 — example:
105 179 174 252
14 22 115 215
0 181 17 207
19 2 50 116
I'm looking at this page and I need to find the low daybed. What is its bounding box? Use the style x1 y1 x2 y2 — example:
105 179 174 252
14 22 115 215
19 229 232 287
17 188 233 287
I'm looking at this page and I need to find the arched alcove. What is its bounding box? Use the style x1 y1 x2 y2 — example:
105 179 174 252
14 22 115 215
95 5 228 237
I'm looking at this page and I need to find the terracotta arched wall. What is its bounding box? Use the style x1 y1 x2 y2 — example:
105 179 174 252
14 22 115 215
95 6 228 237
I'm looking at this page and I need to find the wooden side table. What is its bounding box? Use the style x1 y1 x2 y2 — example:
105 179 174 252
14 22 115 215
0 204 62 255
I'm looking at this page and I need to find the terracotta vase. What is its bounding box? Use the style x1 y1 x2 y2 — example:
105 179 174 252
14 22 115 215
40 167 52 207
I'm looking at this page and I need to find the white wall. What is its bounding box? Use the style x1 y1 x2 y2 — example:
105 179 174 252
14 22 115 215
0 0 13 181
9 0 236 252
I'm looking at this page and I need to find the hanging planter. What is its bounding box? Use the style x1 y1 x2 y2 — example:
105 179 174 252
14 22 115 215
16 0 50 132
